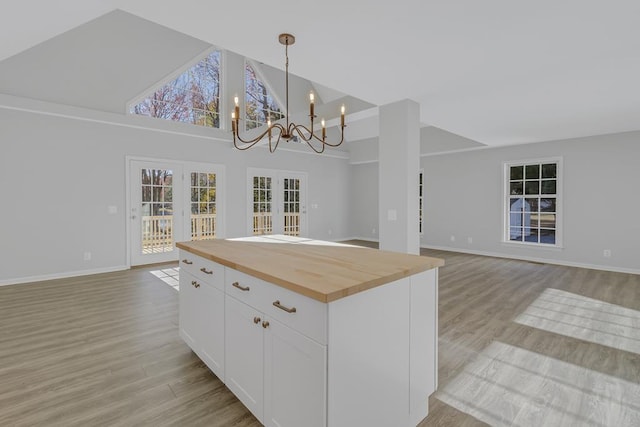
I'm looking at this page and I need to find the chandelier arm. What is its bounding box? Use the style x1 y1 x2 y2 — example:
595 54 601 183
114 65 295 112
233 123 286 148
318 129 346 147
292 126 325 154
291 123 345 147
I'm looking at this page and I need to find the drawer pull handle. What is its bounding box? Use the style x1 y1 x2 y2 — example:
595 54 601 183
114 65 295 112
232 282 250 292
191 280 200 289
253 317 261 324
200 267 213 275
273 300 297 314
182 259 193 265
262 321 270 329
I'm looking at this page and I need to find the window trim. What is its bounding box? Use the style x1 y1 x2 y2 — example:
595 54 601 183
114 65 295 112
502 157 563 249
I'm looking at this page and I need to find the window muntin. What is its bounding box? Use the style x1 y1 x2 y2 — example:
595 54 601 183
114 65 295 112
507 160 559 245
131 51 221 128
245 62 284 131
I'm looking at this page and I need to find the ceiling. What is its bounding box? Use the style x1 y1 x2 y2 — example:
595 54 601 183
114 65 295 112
2 0 640 147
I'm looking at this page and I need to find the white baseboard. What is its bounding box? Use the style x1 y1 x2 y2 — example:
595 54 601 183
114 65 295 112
338 236 379 243
420 244 640 275
0 265 130 287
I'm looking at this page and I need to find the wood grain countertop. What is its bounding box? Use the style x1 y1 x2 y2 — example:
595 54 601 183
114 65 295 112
176 236 444 303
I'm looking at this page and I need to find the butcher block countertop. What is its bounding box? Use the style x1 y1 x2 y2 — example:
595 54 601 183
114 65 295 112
176 236 444 303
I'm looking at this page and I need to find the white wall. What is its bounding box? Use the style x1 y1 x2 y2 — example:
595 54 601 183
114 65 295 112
349 131 640 273
0 100 350 284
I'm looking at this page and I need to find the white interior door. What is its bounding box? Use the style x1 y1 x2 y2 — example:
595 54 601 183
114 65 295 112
129 160 184 266
247 169 307 237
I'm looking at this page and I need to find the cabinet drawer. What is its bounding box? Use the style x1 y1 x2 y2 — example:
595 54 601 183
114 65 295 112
179 251 224 291
225 268 268 311
226 268 327 345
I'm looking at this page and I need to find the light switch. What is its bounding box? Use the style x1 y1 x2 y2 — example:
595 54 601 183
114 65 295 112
387 209 397 221
108 205 118 214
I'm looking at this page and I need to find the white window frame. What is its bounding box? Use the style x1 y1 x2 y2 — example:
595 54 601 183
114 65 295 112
502 157 563 248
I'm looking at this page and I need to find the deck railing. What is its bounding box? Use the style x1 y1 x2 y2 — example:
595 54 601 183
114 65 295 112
142 215 174 254
191 213 217 240
142 212 300 252
253 212 273 235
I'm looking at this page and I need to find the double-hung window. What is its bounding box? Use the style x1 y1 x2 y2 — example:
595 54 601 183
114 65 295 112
505 158 561 246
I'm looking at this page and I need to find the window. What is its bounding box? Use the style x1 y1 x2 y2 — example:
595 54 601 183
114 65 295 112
131 50 221 128
245 62 284 130
419 170 424 235
505 159 560 246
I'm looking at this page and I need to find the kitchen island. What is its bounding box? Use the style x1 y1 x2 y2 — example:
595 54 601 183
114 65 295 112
176 236 444 427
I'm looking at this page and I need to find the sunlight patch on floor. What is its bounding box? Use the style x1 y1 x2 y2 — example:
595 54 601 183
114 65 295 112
515 288 640 354
150 267 179 291
436 341 640 426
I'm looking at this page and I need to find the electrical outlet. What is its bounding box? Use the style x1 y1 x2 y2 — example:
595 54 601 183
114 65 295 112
328 229 332 236
450 235 455 242
372 228 376 235
603 249 611 258
83 252 92 261
467 237 473 245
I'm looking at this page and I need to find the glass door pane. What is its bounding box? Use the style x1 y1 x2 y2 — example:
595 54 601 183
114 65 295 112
283 177 301 236
252 175 273 235
141 168 174 254
190 172 217 240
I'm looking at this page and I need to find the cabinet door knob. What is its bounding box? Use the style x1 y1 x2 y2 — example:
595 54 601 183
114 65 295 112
182 259 193 265
273 300 297 314
232 281 250 292
191 280 200 288
262 321 270 329
200 267 213 275
253 317 261 324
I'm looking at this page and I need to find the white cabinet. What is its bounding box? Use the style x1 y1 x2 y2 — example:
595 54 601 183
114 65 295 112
224 294 265 419
264 316 326 427
224 288 326 427
178 255 225 380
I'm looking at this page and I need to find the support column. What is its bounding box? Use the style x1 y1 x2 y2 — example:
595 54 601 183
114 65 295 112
378 99 420 254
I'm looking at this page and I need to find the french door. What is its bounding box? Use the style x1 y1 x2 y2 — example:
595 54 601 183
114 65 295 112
129 159 224 266
130 160 184 265
247 169 307 237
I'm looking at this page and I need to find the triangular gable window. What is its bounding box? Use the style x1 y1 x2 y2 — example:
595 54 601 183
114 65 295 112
245 63 285 130
131 51 221 128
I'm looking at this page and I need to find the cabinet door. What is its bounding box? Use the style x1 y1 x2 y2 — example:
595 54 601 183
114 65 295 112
225 295 265 422
178 270 198 349
264 318 326 427
196 280 225 381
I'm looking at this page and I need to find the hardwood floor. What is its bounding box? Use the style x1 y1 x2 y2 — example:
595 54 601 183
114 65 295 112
1 245 639 426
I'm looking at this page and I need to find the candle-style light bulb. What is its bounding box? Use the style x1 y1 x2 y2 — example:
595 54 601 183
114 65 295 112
340 105 345 127
231 111 235 120
309 92 315 118
321 118 326 140
234 96 240 125
267 119 272 139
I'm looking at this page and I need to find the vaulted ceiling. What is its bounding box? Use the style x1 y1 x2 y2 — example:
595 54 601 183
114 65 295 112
2 1 639 147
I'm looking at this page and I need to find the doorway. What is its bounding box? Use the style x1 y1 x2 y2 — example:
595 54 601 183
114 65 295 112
247 168 307 237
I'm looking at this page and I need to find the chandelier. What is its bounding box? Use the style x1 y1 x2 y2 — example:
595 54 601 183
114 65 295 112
231 33 346 153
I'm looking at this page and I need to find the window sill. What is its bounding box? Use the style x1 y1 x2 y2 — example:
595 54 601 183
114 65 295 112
501 241 564 251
